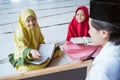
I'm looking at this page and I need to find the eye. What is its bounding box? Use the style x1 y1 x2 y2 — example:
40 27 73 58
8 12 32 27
33 17 36 21
26 19 30 23
82 14 85 16
27 20 30 23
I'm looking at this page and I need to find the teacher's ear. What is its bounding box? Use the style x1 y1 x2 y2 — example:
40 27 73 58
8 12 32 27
100 30 109 40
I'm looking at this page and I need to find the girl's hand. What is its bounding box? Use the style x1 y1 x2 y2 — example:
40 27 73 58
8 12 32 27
30 49 41 59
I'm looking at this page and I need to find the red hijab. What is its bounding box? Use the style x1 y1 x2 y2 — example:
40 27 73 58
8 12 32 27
66 6 90 41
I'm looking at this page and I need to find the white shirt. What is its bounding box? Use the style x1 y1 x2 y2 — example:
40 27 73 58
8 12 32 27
86 42 120 80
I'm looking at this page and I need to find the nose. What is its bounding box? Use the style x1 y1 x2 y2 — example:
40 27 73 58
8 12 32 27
30 20 33 25
79 15 82 19
88 30 90 34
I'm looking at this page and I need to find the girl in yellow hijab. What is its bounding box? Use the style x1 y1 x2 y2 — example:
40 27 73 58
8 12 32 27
9 9 51 72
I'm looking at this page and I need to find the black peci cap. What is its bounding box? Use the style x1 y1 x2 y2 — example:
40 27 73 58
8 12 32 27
90 0 120 24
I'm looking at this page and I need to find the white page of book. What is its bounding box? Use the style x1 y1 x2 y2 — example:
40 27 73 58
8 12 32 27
27 44 55 65
70 37 93 44
82 37 92 43
70 37 85 44
39 44 56 59
28 56 49 64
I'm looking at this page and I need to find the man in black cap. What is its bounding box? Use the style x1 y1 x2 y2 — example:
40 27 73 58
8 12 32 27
86 0 120 80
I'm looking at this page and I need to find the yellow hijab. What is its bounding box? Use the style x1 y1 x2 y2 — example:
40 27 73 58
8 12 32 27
14 9 44 58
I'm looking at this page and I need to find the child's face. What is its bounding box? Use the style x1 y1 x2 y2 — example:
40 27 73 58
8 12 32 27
25 16 37 29
75 9 85 23
88 18 109 46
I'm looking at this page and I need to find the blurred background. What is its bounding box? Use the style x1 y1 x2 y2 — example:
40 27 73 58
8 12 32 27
0 0 89 77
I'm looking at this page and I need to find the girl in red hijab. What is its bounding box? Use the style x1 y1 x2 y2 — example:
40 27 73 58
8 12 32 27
63 6 101 61
66 6 90 41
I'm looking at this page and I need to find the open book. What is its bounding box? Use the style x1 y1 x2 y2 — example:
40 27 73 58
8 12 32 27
70 37 93 45
28 44 56 65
